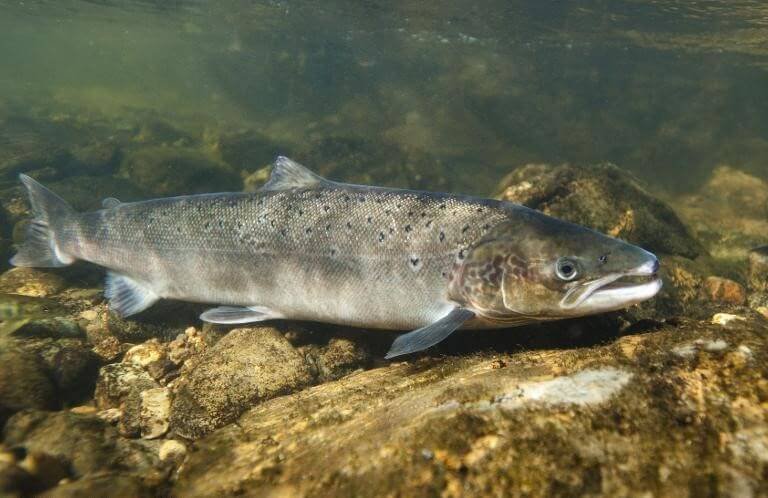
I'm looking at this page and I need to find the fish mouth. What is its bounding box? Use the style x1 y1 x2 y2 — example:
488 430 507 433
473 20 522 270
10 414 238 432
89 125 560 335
560 265 662 312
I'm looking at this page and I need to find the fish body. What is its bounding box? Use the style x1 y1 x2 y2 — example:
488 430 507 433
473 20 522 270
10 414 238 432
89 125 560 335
11 157 662 357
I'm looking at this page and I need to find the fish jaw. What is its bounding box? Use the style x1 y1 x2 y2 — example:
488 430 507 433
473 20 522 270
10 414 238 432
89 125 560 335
559 259 662 315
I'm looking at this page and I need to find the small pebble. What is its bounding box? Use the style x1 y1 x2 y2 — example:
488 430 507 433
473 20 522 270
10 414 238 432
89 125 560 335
704 276 746 305
711 313 746 326
159 440 187 461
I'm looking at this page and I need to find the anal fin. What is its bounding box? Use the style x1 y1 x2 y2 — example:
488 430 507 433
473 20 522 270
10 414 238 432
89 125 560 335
200 305 283 325
104 272 159 317
385 307 475 359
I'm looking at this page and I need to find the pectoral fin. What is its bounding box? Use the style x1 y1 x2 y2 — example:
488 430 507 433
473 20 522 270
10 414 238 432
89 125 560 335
102 197 122 209
200 305 283 324
385 307 475 359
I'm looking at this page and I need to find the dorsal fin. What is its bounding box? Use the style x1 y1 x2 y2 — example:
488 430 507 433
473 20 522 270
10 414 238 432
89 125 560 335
102 197 122 209
261 156 333 191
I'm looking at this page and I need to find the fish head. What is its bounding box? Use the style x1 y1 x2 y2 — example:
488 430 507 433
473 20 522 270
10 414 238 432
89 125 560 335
450 210 661 323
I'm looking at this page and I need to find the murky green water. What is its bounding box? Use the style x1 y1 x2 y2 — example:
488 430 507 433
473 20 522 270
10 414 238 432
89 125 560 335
1 0 766 197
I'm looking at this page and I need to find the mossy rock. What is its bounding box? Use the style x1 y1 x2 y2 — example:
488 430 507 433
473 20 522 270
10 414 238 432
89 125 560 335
119 146 241 197
296 137 449 191
496 163 704 258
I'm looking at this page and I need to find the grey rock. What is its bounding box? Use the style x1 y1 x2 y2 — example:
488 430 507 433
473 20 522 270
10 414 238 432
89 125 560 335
24 338 101 406
170 327 314 439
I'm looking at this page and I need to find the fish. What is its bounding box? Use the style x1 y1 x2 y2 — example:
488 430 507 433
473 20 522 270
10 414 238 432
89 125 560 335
10 157 662 358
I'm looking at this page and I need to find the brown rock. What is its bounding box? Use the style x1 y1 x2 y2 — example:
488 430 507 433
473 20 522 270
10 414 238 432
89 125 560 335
0 267 66 297
496 163 703 258
170 327 314 439
174 319 768 498
704 276 747 305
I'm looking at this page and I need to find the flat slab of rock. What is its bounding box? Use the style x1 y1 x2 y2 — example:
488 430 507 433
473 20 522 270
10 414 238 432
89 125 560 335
175 318 768 497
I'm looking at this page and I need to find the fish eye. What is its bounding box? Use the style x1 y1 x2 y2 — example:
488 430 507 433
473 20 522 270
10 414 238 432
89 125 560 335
555 257 578 281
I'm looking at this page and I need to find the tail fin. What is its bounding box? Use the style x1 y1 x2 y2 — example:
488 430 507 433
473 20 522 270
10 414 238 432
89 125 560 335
10 174 76 268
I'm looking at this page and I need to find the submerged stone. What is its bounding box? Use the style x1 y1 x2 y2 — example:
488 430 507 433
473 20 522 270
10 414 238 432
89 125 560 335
496 163 704 258
170 327 314 439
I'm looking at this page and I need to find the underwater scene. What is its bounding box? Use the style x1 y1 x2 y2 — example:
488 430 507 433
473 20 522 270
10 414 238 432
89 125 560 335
0 0 767 496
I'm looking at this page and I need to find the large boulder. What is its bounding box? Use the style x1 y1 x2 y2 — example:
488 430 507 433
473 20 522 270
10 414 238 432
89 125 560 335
496 163 704 258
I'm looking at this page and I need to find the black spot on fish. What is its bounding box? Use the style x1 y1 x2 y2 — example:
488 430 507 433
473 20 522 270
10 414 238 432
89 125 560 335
330 248 337 257
439 203 446 210
458 249 466 260
305 227 312 234
219 221 224 228
389 227 395 234
425 220 433 228
482 223 491 230
404 224 412 232
378 232 385 242
298 209 304 216
477 207 484 213
410 257 420 266
270 220 276 227
385 209 392 215
439 231 445 242
396 203 402 208
280 228 287 237
420 212 426 217
325 223 332 232
359 196 366 203
204 222 210 229
461 225 469 233
347 222 353 229
343 194 350 202
367 216 372 223
408 210 414 217
324 205 330 212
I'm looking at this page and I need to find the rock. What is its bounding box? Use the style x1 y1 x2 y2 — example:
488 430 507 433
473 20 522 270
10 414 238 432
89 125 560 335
119 146 241 197
0 267 66 297
139 388 171 439
711 313 746 326
673 166 768 261
124 340 167 369
296 137 449 191
748 246 768 292
17 451 70 491
174 319 768 497
24 338 101 406
69 142 121 175
496 163 704 258
215 130 284 172
39 473 149 497
703 276 747 305
158 440 186 462
94 363 159 410
167 327 208 366
0 345 57 425
170 327 314 439
2 411 160 479
302 336 371 383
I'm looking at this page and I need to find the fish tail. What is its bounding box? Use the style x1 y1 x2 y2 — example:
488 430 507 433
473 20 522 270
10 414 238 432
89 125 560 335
10 174 77 268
